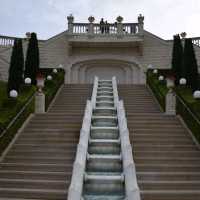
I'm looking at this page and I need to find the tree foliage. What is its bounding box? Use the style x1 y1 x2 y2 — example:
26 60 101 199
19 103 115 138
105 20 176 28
182 38 199 91
7 39 24 94
24 32 40 85
171 34 183 85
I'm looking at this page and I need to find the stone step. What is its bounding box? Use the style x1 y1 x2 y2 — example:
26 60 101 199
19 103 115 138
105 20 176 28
135 156 200 165
135 163 200 172
0 170 69 180
0 163 72 172
134 150 200 157
140 190 200 200
0 178 68 190
0 188 67 200
4 156 74 164
139 180 200 190
137 172 200 181
134 144 197 151
133 138 193 145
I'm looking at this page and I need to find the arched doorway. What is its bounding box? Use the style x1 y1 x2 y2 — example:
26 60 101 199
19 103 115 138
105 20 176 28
66 57 146 84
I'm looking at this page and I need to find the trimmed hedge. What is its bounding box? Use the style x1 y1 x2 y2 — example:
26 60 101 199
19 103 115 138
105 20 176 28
147 70 168 111
44 69 65 110
147 71 200 143
0 69 65 155
0 84 36 154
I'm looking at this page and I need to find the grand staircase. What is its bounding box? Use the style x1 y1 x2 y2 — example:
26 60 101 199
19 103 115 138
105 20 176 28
0 84 92 199
118 85 200 200
0 80 200 200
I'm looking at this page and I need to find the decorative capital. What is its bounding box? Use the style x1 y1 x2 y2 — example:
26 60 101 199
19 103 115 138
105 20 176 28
67 14 74 24
88 16 95 23
138 14 144 24
116 16 123 23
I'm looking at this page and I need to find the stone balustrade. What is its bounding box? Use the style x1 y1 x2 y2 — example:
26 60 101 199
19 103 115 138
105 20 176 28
71 22 139 35
0 35 18 47
192 37 200 47
67 15 144 36
112 77 141 200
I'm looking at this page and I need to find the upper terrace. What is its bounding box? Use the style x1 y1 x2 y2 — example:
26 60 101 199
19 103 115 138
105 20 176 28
66 15 145 49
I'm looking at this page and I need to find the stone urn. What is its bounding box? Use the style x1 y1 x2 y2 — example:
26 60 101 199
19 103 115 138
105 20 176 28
88 16 95 23
67 14 74 24
116 16 123 23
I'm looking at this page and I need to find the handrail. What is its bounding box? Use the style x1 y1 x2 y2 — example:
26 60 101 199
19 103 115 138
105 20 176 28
0 93 35 139
112 77 141 200
68 78 97 200
176 93 200 125
91 76 98 108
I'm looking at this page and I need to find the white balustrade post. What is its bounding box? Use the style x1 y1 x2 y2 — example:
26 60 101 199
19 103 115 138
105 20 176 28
165 89 176 115
88 16 95 37
117 22 123 35
35 91 45 113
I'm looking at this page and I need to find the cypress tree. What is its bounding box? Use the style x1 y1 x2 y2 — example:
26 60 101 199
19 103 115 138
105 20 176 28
171 34 183 85
7 39 22 94
24 32 40 85
16 39 24 86
182 38 199 91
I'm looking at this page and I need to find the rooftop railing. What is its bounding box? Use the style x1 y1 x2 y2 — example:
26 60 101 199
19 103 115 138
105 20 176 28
71 22 139 35
67 15 144 37
192 37 200 47
0 35 18 47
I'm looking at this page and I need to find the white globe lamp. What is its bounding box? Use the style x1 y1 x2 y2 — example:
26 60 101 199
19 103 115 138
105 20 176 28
25 77 31 85
193 90 200 99
158 75 164 81
9 90 18 98
153 69 158 74
58 64 63 69
147 64 153 70
47 75 52 81
53 68 58 74
179 78 187 85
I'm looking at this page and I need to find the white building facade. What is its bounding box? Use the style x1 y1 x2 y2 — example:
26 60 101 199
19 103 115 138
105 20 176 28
0 14 200 83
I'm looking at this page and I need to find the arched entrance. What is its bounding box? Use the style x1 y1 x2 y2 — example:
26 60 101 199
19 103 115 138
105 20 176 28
65 56 146 84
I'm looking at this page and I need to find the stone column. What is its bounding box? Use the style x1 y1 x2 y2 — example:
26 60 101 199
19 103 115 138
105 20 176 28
138 14 144 35
35 92 45 113
116 16 124 37
67 14 74 34
165 89 176 115
88 16 95 37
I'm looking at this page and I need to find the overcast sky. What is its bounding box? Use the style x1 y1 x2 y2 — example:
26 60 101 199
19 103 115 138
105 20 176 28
0 0 200 40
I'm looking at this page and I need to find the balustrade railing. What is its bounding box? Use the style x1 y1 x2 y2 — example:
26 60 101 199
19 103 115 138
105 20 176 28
68 78 97 200
192 37 200 47
70 23 139 35
112 77 141 200
0 35 19 47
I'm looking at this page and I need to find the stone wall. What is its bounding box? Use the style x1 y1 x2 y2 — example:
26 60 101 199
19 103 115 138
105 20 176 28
1 30 200 82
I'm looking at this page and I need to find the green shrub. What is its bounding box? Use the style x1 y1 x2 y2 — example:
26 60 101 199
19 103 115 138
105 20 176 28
147 70 168 111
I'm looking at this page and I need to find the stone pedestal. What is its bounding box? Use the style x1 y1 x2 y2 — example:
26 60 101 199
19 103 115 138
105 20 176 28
165 89 176 115
35 92 45 113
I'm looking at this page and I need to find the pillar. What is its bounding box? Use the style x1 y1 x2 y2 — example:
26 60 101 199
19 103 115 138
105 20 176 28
35 92 45 113
165 89 176 115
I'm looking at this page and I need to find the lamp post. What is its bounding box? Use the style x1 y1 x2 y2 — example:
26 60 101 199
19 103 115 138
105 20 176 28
36 73 44 92
35 73 45 113
165 75 176 115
